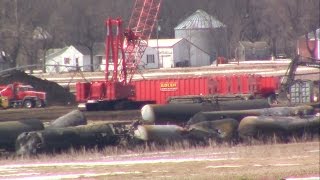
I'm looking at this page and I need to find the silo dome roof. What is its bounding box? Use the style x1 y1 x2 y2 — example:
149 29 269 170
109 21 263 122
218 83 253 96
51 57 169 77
175 9 226 30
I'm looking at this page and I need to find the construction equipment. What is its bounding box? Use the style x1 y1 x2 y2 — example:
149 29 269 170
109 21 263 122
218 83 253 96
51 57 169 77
276 55 320 104
76 0 162 110
0 82 46 109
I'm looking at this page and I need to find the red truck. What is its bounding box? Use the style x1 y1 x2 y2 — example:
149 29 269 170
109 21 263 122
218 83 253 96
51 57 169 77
0 82 46 108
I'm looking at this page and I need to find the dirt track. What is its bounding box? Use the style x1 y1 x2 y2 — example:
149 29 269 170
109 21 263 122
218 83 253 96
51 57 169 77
0 106 140 122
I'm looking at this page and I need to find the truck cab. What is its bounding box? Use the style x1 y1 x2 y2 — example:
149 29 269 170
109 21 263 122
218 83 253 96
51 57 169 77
0 82 46 108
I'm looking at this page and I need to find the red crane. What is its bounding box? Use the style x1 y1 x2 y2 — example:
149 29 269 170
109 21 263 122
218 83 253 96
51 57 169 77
105 0 162 84
77 0 162 110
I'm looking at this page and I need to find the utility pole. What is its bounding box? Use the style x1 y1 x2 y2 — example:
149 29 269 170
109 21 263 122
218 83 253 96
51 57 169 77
156 20 161 68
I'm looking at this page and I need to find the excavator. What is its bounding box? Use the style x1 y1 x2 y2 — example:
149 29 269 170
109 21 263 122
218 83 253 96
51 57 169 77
275 55 320 105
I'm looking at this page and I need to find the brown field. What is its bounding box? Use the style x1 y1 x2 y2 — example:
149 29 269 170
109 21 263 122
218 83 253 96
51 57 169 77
0 140 319 179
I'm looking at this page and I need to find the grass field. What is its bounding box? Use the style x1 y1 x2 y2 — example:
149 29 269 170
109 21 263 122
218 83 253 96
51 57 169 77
0 140 319 179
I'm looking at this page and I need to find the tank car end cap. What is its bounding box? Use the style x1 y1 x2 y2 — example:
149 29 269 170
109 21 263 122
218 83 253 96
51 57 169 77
133 125 148 141
141 104 156 124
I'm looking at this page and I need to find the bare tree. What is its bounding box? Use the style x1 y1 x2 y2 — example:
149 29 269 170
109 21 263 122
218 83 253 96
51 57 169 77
0 0 23 68
0 0 60 70
1 0 319 69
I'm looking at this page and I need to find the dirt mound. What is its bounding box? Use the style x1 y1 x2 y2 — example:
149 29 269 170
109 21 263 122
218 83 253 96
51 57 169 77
0 70 75 106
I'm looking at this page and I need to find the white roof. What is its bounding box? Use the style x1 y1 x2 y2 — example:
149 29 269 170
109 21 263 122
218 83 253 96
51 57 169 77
175 9 226 30
148 38 183 48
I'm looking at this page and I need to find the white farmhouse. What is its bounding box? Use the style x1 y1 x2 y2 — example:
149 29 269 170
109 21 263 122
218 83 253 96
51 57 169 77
45 45 103 73
140 38 211 69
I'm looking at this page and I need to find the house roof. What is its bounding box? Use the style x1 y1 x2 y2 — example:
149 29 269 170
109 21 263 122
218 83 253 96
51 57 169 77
93 42 105 56
74 43 105 56
239 41 269 49
46 43 106 60
175 9 226 30
46 47 69 60
74 45 91 55
148 38 184 47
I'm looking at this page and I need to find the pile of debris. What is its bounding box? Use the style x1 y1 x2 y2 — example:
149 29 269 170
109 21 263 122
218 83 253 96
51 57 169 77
0 70 75 105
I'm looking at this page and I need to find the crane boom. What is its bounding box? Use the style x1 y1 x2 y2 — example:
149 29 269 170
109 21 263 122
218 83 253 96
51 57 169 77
105 0 162 84
128 0 162 40
125 0 162 82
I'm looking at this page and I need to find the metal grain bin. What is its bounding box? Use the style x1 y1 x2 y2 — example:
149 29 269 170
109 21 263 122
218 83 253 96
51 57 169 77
174 9 227 63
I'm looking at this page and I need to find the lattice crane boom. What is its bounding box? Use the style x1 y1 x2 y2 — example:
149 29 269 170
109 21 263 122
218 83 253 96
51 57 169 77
128 0 162 40
105 0 162 84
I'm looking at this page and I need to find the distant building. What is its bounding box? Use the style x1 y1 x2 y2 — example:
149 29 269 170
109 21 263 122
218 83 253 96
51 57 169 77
235 41 271 61
140 38 211 69
174 9 227 63
33 27 52 40
0 51 10 72
297 28 320 60
45 44 104 73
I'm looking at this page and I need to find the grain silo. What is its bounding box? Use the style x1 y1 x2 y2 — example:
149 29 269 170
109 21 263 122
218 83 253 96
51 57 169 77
175 9 227 63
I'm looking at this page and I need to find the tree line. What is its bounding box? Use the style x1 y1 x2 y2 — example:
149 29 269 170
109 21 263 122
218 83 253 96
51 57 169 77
0 0 319 71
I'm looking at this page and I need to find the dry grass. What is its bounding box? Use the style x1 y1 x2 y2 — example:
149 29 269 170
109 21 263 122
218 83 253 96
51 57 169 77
1 139 319 180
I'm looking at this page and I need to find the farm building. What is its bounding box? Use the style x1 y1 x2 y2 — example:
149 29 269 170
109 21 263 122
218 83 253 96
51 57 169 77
174 9 227 63
0 51 10 72
45 44 104 73
297 28 320 60
140 38 211 69
235 41 271 61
